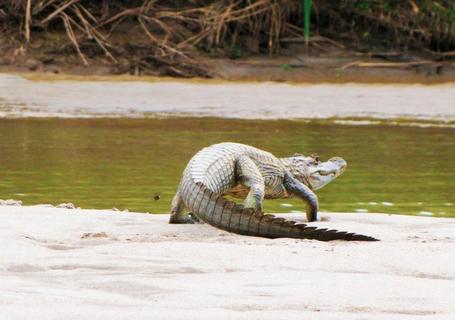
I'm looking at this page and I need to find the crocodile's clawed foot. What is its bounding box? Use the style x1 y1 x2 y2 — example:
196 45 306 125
169 216 195 224
169 212 202 224
189 212 203 224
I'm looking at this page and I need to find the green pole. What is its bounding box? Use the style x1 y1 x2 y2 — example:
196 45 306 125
304 0 311 51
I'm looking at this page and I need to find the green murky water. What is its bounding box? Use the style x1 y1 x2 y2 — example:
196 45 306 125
0 118 454 217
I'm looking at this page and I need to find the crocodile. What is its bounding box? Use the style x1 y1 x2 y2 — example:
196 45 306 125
169 142 378 241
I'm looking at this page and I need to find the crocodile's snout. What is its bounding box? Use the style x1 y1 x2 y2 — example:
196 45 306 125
330 157 347 173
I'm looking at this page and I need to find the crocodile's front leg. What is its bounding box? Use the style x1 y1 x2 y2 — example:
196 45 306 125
283 172 319 222
236 155 265 211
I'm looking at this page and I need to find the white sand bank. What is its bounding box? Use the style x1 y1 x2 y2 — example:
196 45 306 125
1 74 454 121
1 205 454 319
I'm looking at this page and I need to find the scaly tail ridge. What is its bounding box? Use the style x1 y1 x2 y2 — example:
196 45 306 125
182 182 378 242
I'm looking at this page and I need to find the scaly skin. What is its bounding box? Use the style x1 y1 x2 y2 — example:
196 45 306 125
170 142 378 241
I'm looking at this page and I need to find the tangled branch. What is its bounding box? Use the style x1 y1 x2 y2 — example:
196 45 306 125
1 1 453 77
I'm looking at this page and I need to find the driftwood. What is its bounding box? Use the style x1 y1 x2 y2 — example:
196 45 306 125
280 36 345 49
24 0 31 42
339 60 445 70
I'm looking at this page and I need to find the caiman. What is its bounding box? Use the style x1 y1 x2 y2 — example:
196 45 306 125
169 142 378 241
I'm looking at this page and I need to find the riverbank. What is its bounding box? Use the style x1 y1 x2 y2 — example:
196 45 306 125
2 54 455 84
1 1 453 82
0 204 454 319
1 73 454 125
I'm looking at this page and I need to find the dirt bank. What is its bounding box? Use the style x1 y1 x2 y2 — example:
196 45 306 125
1 1 454 82
2 55 455 84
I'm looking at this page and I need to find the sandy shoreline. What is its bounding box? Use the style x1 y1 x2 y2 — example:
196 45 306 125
1 205 454 319
1 73 454 123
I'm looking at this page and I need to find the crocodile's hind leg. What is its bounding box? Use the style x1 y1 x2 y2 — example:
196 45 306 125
169 189 200 224
236 155 265 211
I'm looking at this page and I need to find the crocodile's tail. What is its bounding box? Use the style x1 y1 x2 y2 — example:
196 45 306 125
182 181 379 242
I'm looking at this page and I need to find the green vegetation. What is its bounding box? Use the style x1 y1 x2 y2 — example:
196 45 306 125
281 64 293 71
314 1 455 53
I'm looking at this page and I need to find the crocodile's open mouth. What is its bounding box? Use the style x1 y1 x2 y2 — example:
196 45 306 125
316 164 346 177
315 170 338 177
306 157 347 190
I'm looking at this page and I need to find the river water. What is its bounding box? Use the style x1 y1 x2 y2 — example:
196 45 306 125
0 117 453 217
